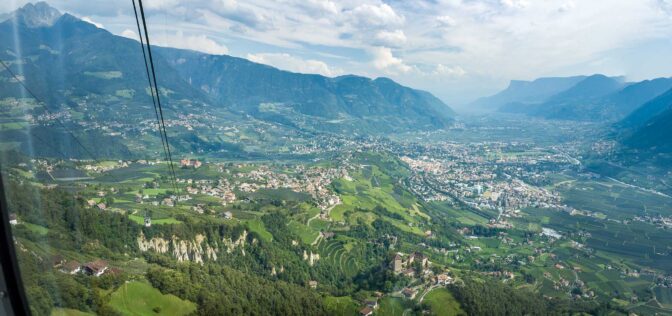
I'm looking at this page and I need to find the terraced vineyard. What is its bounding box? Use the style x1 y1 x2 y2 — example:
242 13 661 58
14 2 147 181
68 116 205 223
316 238 361 277
330 163 428 236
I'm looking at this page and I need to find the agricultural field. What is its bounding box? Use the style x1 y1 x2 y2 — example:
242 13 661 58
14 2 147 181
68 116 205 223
557 179 672 219
521 208 672 273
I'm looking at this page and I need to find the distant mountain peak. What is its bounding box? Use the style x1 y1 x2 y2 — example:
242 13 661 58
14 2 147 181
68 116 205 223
553 74 626 98
469 76 587 112
583 73 625 83
9 2 62 28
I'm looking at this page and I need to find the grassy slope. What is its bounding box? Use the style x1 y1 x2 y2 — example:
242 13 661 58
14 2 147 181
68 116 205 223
324 296 359 316
331 164 425 235
108 281 196 316
378 297 409 316
423 288 466 316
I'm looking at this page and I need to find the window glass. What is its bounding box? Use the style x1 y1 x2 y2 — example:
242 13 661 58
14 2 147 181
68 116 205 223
1 1 671 316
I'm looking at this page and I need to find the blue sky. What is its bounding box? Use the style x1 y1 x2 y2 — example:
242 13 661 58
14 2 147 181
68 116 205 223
3 0 672 107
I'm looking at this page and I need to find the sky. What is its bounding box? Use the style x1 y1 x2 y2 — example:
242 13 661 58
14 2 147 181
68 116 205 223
2 0 672 107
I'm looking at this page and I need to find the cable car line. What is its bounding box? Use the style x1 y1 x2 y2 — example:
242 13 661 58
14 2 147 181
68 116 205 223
131 0 177 193
132 0 180 194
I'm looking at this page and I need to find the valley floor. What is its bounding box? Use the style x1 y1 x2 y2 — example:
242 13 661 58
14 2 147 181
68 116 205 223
4 115 672 316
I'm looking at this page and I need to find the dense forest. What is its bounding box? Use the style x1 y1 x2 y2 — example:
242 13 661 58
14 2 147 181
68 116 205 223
449 277 620 316
146 264 328 315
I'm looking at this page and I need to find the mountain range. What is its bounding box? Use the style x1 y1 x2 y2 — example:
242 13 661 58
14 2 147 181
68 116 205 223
473 74 672 122
617 88 672 163
472 72 672 165
0 2 455 135
470 76 587 111
1 2 669 165
159 48 455 133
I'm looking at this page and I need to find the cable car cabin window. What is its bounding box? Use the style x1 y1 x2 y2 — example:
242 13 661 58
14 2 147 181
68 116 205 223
1 1 672 315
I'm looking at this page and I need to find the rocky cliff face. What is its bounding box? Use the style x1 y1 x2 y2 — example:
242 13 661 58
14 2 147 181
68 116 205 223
303 250 320 266
223 230 249 256
172 234 218 264
137 231 249 264
137 233 170 253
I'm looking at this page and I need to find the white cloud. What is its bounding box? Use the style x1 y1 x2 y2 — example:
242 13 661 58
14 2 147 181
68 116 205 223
297 0 339 15
500 0 529 9
436 15 457 27
208 0 273 30
657 0 672 14
121 29 138 39
154 31 229 55
246 53 342 77
348 3 404 28
433 64 466 77
81 16 104 28
558 1 576 12
373 30 407 47
370 47 412 74
144 0 181 11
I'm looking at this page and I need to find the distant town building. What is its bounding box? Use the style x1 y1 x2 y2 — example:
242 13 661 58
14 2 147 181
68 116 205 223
409 251 428 268
162 198 174 207
402 288 417 299
436 273 454 285
82 260 108 277
402 268 415 277
192 204 205 214
392 254 403 274
475 185 483 195
180 158 202 169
